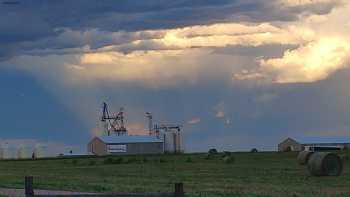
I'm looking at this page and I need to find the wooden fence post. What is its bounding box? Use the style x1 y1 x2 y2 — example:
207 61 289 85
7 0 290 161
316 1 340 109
174 183 184 197
25 176 34 197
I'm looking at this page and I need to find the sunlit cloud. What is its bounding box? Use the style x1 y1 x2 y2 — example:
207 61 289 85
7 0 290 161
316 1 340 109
216 111 225 118
234 1 350 84
91 122 148 137
304 14 329 23
90 127 103 137
127 123 148 135
77 49 205 87
260 37 350 83
255 93 279 103
6 15 349 86
280 0 342 7
16 22 316 57
187 117 201 125
235 37 350 83
49 21 317 87
213 102 227 119
110 23 314 53
2 19 322 88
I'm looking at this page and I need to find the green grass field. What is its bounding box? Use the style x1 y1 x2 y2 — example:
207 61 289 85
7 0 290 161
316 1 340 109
0 152 349 197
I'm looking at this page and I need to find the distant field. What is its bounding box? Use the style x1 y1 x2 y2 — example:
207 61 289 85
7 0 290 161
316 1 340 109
0 152 349 197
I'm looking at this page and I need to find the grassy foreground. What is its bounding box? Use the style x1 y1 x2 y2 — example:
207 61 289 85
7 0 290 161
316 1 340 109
0 152 349 197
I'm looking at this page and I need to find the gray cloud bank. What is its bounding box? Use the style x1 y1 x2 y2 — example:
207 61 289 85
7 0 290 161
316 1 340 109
0 0 342 59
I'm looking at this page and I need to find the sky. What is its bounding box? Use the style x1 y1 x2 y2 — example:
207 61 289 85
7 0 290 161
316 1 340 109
1 0 350 153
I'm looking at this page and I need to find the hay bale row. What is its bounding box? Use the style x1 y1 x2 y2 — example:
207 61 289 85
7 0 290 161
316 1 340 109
307 152 343 176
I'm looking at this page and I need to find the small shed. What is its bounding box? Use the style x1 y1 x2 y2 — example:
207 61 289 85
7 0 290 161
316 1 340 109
278 137 303 152
88 135 164 156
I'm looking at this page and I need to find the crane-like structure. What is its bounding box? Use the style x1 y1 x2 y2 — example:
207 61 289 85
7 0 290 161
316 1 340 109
101 102 128 136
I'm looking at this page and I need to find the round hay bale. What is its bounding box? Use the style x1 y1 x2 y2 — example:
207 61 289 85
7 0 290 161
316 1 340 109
307 152 343 176
297 151 314 165
208 148 218 154
223 156 235 164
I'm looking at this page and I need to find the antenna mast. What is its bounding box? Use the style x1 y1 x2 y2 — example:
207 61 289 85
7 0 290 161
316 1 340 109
145 112 153 135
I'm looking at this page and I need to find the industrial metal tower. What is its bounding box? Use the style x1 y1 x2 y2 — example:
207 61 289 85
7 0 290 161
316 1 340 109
101 102 128 136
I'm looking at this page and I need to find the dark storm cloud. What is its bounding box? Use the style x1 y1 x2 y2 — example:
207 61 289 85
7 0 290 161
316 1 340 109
0 0 341 59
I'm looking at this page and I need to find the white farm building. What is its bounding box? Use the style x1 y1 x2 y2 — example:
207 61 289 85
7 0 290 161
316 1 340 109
278 136 350 152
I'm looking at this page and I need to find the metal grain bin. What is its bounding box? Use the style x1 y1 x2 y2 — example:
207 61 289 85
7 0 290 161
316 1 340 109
297 151 314 165
307 152 343 176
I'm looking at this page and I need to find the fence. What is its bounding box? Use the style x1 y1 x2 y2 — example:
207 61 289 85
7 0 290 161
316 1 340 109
25 176 184 197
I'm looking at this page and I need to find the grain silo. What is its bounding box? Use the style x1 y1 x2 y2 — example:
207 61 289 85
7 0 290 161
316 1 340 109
163 131 174 153
34 144 47 158
3 145 16 159
174 130 182 153
0 144 3 159
146 113 183 153
161 126 182 153
1 144 8 159
17 145 27 159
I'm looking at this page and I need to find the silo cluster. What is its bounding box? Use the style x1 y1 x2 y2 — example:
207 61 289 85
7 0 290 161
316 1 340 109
0 143 47 159
163 129 183 153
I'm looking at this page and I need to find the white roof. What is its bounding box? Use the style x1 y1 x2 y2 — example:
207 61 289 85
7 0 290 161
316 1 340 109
292 136 350 144
98 135 163 144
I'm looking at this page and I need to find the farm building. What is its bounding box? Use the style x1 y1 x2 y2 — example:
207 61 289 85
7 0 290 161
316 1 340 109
278 136 350 152
88 135 164 156
89 102 184 156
